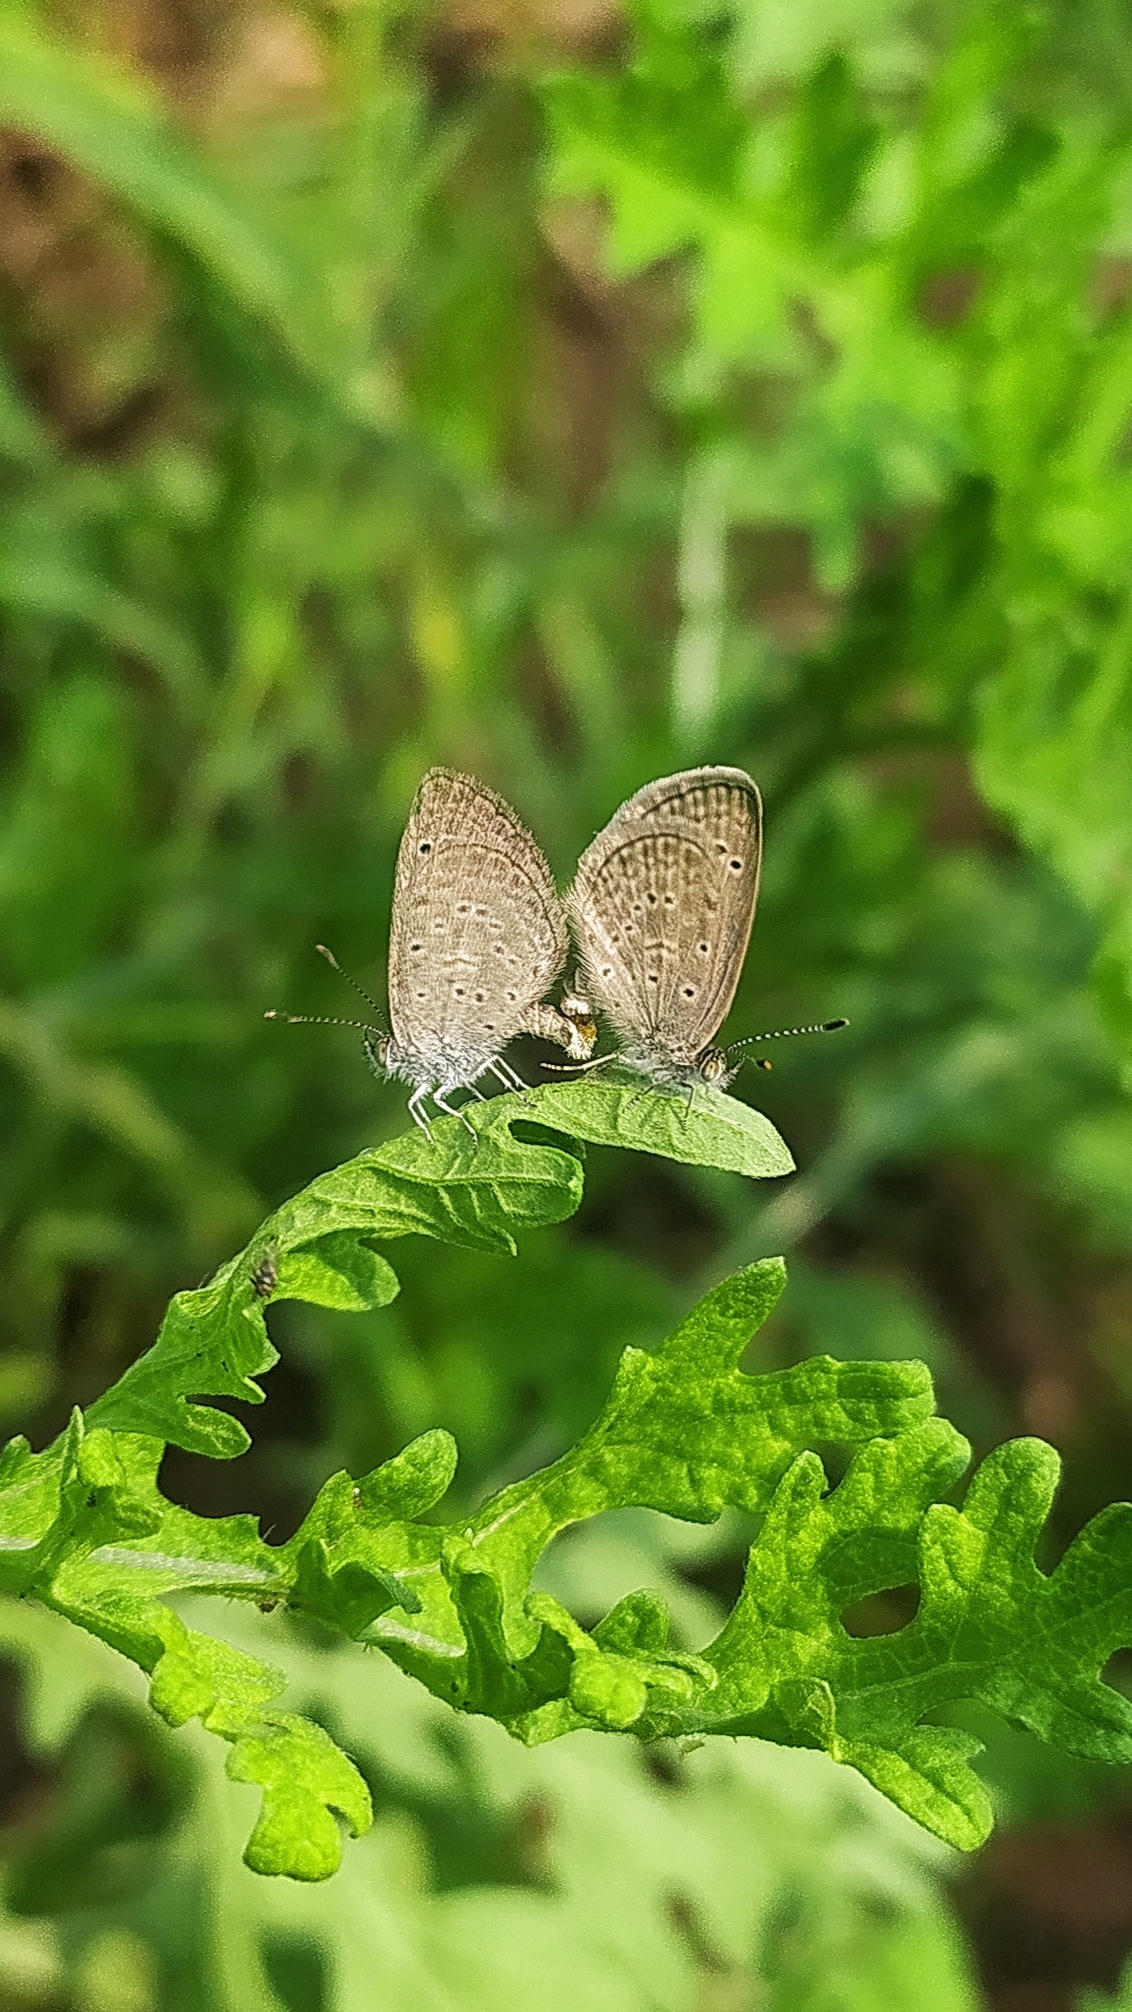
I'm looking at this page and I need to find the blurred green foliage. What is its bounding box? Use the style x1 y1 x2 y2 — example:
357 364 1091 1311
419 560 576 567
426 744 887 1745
5 0 1132 1998
0 1595 982 2012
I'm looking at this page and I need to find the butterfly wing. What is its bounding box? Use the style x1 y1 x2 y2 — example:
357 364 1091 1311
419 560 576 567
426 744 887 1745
567 767 762 1060
388 769 568 1062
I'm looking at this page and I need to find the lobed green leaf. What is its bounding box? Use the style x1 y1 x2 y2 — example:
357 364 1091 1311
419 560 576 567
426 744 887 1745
4 1081 1132 1875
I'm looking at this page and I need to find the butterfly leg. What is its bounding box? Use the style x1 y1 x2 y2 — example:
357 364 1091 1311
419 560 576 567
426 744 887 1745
433 1086 479 1141
486 1058 529 1096
407 1087 434 1142
622 1081 652 1112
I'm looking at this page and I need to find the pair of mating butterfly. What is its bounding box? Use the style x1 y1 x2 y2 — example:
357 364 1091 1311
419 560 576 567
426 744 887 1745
266 765 846 1138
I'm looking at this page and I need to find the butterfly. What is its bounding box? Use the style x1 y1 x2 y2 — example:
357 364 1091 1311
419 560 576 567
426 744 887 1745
267 768 595 1136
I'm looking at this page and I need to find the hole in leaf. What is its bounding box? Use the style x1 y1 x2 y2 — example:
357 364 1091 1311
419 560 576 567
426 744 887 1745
841 1584 920 1638
532 1506 752 1647
919 265 983 327
790 1439 851 1491
508 1118 583 1154
1101 1649 1132 1698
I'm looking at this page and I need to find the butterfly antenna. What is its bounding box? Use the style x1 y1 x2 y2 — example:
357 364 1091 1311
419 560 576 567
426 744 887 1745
727 1017 848 1057
315 943 387 1024
264 1011 384 1033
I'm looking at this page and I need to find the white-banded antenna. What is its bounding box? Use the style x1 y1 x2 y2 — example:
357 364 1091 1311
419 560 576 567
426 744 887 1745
264 1010 384 1033
726 1017 848 1055
314 944 387 1026
264 943 389 1038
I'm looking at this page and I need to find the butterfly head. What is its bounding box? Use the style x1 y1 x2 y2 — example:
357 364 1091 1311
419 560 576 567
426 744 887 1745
363 1031 392 1076
696 1046 748 1090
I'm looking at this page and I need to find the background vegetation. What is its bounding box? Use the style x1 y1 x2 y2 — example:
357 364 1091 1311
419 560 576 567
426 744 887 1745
4 0 1132 2003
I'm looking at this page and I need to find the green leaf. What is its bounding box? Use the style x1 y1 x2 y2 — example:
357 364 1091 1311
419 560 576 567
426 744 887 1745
85 1082 791 1455
8 1086 1132 1876
544 46 800 356
0 547 208 714
698 1429 1132 1848
529 1075 796 1176
0 1085 792 1877
542 5 966 581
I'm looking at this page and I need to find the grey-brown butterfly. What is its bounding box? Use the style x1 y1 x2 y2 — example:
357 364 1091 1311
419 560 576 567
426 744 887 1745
564 766 845 1097
267 768 595 1136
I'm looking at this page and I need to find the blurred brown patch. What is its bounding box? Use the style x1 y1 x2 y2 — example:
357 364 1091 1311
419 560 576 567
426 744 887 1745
434 0 620 69
205 9 326 132
0 0 326 449
1092 256 1132 323
862 746 1016 851
732 525 840 650
919 266 983 328
877 1158 1088 1449
0 130 163 447
959 1817 1132 2006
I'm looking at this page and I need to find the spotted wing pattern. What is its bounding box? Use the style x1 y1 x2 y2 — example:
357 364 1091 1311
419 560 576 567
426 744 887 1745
567 768 762 1061
387 769 569 1066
